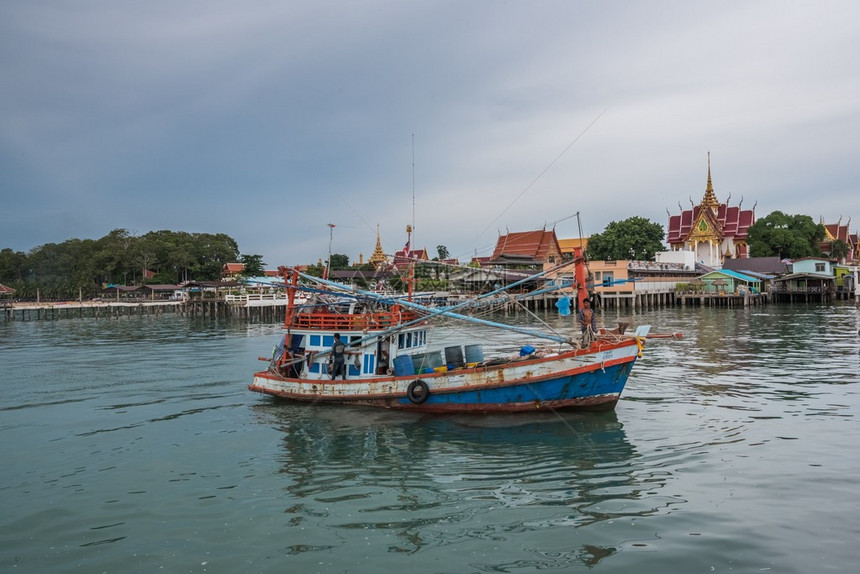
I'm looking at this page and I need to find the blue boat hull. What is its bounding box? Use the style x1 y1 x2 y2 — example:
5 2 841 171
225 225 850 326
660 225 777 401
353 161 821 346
389 361 635 413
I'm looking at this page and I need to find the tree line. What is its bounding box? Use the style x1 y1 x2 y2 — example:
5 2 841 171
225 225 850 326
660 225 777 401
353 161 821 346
585 212 841 261
0 229 245 300
1 212 844 301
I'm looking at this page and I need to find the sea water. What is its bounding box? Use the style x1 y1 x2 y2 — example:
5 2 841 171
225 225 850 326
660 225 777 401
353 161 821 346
1 303 859 573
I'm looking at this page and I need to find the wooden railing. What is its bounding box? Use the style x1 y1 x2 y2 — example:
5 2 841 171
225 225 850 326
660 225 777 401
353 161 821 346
293 310 421 331
224 293 289 303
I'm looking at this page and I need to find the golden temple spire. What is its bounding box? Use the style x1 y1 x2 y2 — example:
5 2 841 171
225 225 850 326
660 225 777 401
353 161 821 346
369 224 388 268
701 151 719 210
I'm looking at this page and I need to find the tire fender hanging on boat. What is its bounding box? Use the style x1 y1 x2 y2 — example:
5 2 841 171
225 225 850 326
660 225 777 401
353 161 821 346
406 379 430 404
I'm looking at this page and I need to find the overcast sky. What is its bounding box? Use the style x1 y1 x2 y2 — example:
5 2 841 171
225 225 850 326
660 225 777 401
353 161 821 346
2 0 858 268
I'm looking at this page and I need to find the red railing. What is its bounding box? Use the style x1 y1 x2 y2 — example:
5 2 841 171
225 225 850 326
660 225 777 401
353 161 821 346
292 310 422 331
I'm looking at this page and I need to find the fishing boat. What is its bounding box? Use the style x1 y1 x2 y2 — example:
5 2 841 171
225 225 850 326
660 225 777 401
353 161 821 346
249 252 650 413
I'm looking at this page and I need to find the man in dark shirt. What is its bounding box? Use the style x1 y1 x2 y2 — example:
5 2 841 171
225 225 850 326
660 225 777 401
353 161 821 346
331 333 347 380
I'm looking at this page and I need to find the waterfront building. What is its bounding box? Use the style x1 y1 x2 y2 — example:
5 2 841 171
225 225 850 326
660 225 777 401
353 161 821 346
222 262 245 281
772 257 836 302
448 268 536 293
721 256 790 293
698 269 762 295
558 237 588 259
490 228 563 269
587 258 700 308
834 264 856 297
666 154 756 268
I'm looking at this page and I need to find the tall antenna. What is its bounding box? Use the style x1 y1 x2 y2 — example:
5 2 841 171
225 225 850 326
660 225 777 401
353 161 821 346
325 223 335 280
411 133 416 252
576 211 584 242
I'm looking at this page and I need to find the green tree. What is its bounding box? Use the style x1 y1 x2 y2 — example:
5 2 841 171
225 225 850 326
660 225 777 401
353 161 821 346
436 245 449 261
0 248 28 284
240 254 266 276
329 253 350 270
586 217 665 261
0 228 242 298
305 262 324 277
191 233 240 280
828 239 850 262
93 228 136 286
747 211 825 259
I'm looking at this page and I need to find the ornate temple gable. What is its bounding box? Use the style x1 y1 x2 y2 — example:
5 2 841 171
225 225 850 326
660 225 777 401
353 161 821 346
688 205 724 243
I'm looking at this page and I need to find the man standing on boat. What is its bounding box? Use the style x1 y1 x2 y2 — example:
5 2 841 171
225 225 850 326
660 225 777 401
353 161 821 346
579 299 596 339
331 333 347 380
578 299 598 347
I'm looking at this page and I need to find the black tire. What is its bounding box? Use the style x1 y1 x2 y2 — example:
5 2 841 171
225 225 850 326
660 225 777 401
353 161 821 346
406 379 430 404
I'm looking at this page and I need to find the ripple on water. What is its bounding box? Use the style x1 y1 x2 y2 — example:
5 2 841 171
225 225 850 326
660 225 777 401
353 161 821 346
2 306 860 572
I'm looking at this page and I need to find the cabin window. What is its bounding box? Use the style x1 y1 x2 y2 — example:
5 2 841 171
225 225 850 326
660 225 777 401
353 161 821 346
309 335 321 347
348 362 360 376
815 263 825 272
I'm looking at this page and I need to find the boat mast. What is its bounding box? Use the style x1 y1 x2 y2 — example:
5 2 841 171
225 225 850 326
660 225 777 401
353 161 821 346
324 223 335 280
283 267 299 330
574 212 590 309
409 134 416 302
406 224 414 301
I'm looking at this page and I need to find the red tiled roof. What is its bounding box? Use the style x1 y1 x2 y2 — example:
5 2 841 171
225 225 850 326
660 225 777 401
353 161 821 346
393 249 429 266
825 223 851 243
667 203 755 244
490 230 561 263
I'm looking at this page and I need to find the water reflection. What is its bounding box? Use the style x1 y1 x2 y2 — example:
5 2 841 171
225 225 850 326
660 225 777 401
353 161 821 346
626 305 860 419
253 403 677 561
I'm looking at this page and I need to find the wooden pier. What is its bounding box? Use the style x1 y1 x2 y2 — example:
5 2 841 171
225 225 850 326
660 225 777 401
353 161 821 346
1 297 288 322
1 285 808 323
3 300 183 321
678 292 769 307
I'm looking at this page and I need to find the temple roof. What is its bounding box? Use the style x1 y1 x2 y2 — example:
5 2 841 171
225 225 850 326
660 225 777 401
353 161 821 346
824 221 852 244
393 248 429 266
369 224 388 266
490 229 561 263
667 155 755 244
